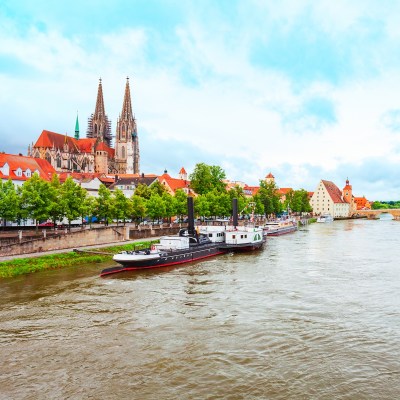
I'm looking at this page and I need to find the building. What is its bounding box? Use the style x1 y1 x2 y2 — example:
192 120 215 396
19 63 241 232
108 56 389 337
309 180 351 218
0 152 55 185
29 78 139 175
158 168 196 196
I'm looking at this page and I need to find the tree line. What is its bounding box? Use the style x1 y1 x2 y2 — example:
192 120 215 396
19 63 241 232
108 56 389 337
0 163 312 228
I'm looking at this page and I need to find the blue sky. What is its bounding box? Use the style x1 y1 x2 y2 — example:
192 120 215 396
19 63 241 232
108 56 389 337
1 1 400 200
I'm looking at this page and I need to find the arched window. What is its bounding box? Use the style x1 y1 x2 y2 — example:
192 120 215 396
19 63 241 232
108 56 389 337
56 156 61 168
45 153 51 164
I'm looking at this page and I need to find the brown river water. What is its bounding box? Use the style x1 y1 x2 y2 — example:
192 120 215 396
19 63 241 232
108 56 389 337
1 218 400 399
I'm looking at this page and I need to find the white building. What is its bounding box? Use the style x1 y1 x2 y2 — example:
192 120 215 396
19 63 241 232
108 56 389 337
310 180 351 218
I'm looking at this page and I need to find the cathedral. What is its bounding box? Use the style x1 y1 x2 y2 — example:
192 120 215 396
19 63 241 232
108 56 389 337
29 78 140 175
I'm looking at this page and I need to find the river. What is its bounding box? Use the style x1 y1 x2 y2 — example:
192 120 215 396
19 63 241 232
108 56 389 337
1 218 400 399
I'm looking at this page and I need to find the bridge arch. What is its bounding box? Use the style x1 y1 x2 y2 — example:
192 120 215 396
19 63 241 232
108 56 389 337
353 209 400 220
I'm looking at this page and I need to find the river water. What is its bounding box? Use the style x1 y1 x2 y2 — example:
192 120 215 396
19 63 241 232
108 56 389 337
1 218 400 399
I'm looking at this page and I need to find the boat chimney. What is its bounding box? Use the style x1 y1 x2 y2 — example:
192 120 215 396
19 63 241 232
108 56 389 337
187 196 195 236
232 198 238 228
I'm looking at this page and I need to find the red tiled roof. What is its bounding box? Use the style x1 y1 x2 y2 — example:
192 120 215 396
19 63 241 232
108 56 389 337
34 130 79 153
278 187 292 195
266 172 274 179
95 141 115 158
76 138 96 153
243 185 260 196
34 130 115 158
322 180 346 203
0 153 55 181
158 173 191 192
179 167 187 174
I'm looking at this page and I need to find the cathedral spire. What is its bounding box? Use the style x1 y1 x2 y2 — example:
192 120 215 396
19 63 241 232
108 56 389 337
115 76 140 174
74 112 80 139
94 78 105 119
121 77 133 120
86 78 112 147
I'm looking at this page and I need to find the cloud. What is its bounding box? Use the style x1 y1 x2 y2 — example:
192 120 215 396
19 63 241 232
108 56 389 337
1 1 400 200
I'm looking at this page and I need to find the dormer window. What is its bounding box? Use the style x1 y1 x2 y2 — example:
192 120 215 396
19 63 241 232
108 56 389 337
34 169 40 176
25 169 31 178
16 168 23 177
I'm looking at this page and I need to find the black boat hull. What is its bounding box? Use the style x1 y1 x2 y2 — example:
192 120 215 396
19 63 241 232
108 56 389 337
100 244 226 277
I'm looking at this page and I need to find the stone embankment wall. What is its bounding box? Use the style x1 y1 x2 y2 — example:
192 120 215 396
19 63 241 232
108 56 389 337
0 225 181 257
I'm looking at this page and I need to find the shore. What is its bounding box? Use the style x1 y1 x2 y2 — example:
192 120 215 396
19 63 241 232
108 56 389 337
0 238 158 279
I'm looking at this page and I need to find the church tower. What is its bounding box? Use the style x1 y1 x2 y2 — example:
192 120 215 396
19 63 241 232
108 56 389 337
86 78 112 147
342 178 352 203
115 77 139 174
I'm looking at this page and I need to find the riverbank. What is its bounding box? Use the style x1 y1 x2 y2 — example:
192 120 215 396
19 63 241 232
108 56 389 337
0 239 156 279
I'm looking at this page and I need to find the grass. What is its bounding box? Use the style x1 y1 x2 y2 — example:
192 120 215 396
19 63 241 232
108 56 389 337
0 240 155 279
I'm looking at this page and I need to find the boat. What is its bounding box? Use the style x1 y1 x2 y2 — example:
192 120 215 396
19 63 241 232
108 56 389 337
100 197 226 277
316 214 333 223
262 218 298 236
199 199 265 251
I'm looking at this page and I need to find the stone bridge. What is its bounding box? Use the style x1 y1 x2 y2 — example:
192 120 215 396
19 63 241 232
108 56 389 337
353 209 400 220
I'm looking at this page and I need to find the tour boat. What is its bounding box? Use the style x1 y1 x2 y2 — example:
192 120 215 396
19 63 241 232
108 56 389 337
262 218 298 236
100 198 226 277
316 214 333 223
199 199 265 252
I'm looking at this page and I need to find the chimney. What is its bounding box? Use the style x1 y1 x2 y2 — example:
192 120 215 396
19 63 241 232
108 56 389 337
187 197 195 236
232 198 238 228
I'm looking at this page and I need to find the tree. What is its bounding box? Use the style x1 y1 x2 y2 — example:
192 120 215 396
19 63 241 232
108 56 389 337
131 195 147 223
150 180 167 196
61 177 86 230
95 184 113 225
82 195 96 228
146 194 166 221
112 189 132 225
0 179 18 227
174 189 188 218
162 192 176 222
189 163 226 195
20 173 52 229
194 195 210 218
48 174 64 229
258 180 282 217
134 183 152 199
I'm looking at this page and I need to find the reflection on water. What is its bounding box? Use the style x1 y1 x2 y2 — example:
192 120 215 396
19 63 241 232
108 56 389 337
1 219 400 399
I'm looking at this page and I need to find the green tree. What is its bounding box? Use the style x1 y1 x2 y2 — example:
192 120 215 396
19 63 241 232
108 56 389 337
146 194 166 221
82 195 97 227
189 163 226 195
174 189 188 218
162 192 176 222
150 180 167 196
48 174 64 229
194 195 210 218
95 184 113 225
258 180 282 217
112 189 132 225
131 195 147 223
61 177 86 230
20 173 52 229
0 179 18 227
134 183 152 199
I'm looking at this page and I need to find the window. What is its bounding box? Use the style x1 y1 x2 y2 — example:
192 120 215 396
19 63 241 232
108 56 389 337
122 146 125 159
16 168 22 177
25 169 31 177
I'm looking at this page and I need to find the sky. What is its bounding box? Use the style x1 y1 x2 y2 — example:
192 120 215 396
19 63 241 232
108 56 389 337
1 0 400 200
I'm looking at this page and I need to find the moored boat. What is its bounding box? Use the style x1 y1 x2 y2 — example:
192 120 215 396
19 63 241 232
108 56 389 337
262 218 298 236
101 198 226 277
199 199 265 251
316 214 333 223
